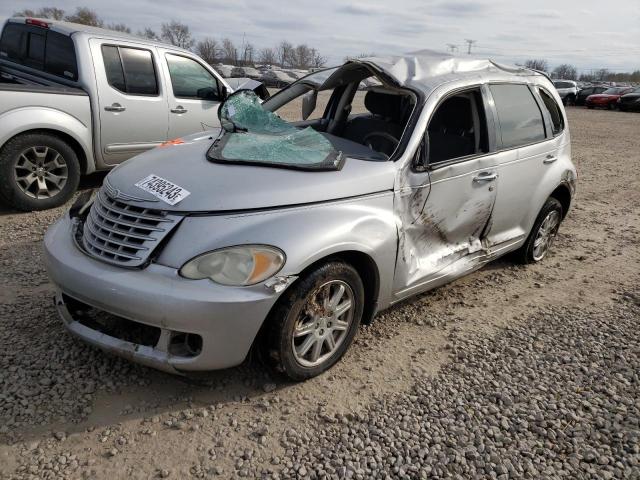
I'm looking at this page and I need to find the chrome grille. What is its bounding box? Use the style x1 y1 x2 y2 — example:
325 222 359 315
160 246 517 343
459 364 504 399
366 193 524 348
81 188 180 267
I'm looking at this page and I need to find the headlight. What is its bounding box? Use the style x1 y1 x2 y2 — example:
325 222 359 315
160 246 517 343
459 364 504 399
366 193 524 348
180 245 285 286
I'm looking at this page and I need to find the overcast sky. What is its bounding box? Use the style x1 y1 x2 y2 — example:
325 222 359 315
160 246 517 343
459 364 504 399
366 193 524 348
2 0 639 73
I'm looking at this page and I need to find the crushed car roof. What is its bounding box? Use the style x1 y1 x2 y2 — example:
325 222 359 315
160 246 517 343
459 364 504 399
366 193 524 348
326 50 544 95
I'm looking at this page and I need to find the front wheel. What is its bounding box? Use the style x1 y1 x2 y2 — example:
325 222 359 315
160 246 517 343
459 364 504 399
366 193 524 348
517 197 563 264
0 132 80 211
264 261 364 380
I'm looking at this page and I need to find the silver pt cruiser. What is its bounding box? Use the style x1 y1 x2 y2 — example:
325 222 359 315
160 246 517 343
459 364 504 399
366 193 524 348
44 52 576 380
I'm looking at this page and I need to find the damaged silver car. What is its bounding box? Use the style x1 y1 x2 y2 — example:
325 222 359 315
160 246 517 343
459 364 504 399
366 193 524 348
44 51 576 380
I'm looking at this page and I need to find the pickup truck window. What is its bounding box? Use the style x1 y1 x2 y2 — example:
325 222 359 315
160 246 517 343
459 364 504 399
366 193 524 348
0 24 78 80
166 54 220 100
101 45 158 96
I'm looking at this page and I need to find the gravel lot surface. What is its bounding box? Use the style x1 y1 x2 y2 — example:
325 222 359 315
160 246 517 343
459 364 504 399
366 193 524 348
0 107 639 479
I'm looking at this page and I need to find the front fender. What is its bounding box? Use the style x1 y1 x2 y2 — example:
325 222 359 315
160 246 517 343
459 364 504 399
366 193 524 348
0 106 94 173
156 193 398 308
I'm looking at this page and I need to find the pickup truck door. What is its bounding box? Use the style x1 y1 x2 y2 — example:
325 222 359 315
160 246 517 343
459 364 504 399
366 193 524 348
158 50 225 138
89 39 169 165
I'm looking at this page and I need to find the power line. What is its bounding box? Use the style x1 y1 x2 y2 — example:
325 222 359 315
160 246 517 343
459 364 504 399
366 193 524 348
446 43 458 54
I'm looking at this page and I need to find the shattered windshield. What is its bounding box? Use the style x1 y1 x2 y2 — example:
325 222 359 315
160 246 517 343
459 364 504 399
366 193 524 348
207 90 343 171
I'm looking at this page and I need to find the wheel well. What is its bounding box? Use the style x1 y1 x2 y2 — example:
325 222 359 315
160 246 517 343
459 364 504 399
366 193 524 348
5 129 89 174
550 184 572 219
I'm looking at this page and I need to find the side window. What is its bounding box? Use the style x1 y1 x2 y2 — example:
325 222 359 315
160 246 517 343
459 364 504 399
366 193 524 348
101 46 126 92
427 89 489 164
538 88 564 136
101 45 158 95
165 54 220 100
489 84 545 149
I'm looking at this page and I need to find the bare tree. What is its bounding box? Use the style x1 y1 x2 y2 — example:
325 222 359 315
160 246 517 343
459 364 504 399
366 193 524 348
221 38 238 65
195 38 219 65
524 59 549 72
241 42 255 66
595 68 609 81
310 48 327 68
161 20 194 50
14 6 64 19
65 7 103 27
258 47 277 65
277 41 294 68
107 23 131 34
137 28 160 41
552 64 577 80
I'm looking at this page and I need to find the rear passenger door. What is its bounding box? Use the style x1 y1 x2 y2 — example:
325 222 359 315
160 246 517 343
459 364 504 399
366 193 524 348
90 39 169 165
485 83 563 248
159 51 225 137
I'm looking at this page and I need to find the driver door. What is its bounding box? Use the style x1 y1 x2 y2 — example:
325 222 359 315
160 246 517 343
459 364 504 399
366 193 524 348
159 51 225 137
392 86 500 300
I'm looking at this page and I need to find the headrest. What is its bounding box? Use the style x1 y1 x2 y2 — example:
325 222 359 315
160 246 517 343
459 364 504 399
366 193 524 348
365 91 403 120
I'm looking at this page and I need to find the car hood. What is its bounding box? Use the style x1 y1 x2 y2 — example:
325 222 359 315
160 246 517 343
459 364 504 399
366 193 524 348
103 131 396 212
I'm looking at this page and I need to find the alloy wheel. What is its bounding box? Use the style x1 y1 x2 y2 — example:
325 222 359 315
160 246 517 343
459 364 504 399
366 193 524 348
292 280 355 368
532 210 561 261
14 146 68 199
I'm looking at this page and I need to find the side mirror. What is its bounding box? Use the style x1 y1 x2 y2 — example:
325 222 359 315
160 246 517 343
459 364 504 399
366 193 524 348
301 90 318 121
197 87 219 101
219 85 228 101
413 136 429 171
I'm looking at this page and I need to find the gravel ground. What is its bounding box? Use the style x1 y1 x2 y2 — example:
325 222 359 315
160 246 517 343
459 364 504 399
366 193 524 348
0 107 639 479
272 297 640 479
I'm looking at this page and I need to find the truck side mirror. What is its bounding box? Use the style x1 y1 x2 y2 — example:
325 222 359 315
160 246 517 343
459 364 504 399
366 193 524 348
301 90 318 121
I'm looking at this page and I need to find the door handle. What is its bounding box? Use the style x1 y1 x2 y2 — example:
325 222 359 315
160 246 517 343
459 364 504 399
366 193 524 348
472 172 498 183
543 154 558 164
171 106 188 114
104 103 126 112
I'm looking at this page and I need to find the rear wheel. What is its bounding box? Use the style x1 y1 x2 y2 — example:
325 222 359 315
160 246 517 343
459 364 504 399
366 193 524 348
517 197 563 264
264 261 364 380
0 132 80 211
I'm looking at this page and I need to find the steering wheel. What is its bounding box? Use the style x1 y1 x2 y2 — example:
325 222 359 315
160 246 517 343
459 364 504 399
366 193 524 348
362 132 400 156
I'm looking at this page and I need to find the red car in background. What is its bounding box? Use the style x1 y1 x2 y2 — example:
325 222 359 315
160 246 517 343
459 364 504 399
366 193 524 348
585 87 634 109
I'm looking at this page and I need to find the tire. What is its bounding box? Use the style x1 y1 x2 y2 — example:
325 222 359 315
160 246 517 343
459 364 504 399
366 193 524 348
587 106 595 109
0 132 80 211
263 261 365 381
567 95 575 106
517 197 563 264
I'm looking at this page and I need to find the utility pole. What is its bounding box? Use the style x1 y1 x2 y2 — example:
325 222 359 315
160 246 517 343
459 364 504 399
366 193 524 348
446 43 458 54
464 39 476 55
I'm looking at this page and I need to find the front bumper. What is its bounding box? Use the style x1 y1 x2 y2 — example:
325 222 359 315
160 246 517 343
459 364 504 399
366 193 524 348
44 215 281 373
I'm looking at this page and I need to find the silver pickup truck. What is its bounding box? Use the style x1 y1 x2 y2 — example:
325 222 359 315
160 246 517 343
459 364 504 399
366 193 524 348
0 17 264 211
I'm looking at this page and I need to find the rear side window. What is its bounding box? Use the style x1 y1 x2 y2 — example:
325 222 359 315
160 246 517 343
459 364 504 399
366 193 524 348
0 24 77 80
101 45 158 96
538 88 564 136
490 84 545 149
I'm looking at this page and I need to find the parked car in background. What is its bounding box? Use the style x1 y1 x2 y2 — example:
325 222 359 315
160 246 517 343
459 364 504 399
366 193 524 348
231 66 261 79
575 85 608 106
585 87 635 109
0 18 264 211
553 80 578 105
262 69 293 88
617 87 640 111
213 64 233 78
44 52 576 380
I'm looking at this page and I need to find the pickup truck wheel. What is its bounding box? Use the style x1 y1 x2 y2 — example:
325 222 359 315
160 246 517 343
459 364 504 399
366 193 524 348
517 197 563 264
264 261 364 381
0 132 80 211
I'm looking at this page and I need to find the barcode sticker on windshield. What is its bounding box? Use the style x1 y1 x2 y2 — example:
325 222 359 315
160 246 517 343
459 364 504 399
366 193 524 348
135 174 190 205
